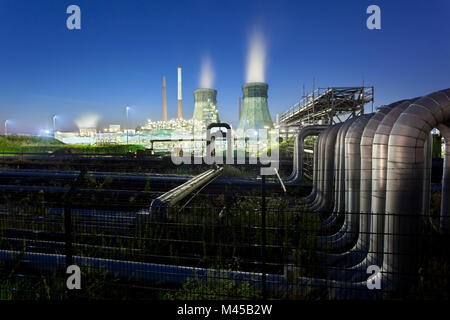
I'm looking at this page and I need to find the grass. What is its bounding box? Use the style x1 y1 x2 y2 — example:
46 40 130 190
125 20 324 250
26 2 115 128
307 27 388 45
163 271 260 300
0 135 64 147
222 164 258 178
0 187 322 300
0 134 146 154
2 185 449 300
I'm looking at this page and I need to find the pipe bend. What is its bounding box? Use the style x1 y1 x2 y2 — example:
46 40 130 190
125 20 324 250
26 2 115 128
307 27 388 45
286 125 328 184
381 89 450 287
309 124 342 212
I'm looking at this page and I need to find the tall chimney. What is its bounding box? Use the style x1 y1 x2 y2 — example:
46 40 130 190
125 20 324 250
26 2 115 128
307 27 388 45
238 97 242 120
162 76 167 121
177 66 182 119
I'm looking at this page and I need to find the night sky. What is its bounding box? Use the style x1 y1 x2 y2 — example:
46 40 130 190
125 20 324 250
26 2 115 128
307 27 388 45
0 0 449 133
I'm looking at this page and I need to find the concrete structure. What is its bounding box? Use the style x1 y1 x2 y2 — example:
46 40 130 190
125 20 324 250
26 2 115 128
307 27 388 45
238 82 274 131
192 88 219 126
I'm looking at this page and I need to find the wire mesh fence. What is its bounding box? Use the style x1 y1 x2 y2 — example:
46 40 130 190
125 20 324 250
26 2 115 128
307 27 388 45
0 180 449 300
0 141 449 300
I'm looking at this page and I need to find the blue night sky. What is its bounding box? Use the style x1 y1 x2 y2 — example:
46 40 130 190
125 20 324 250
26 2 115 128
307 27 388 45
0 0 449 134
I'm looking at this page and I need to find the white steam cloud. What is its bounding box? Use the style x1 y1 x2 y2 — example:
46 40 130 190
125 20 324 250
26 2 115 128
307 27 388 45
246 29 266 83
200 55 215 89
75 112 100 129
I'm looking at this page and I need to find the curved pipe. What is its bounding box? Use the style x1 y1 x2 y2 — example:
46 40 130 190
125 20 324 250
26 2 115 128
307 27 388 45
333 100 414 282
303 129 329 208
375 89 450 290
321 117 359 228
309 139 320 198
308 123 342 212
325 101 412 272
301 138 320 203
317 115 373 249
285 125 328 184
435 123 450 234
293 89 449 298
423 133 432 224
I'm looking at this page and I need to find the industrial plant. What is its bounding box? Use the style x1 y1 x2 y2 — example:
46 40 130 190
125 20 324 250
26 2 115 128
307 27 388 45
0 0 449 306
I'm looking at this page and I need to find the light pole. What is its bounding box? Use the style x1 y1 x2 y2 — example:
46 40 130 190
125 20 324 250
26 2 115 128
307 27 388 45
126 106 130 145
4 120 8 136
52 115 57 136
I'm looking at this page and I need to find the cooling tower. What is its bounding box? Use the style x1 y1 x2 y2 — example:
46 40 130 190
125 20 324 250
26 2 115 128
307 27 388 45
193 88 219 124
238 82 273 131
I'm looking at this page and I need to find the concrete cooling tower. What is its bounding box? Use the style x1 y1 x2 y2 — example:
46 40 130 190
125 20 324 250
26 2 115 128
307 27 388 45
193 88 220 125
238 82 273 131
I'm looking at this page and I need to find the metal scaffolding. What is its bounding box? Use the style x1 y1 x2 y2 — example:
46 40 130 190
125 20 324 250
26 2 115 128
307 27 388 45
279 86 374 126
278 86 374 181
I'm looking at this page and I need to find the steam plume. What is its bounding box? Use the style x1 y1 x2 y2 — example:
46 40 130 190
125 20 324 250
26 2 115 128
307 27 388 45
246 29 266 83
75 112 100 129
200 55 215 89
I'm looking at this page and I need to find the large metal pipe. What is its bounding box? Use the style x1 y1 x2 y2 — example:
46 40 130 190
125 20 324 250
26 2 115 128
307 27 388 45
437 123 450 233
423 133 432 224
305 129 328 207
308 124 341 210
317 115 372 249
333 100 414 282
377 89 450 290
285 125 328 184
308 123 342 212
0 249 290 295
293 89 450 298
293 135 321 204
150 167 223 217
321 117 358 228
325 100 413 271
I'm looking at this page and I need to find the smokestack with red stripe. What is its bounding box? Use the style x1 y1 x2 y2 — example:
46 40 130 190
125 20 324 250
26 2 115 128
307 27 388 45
163 76 167 121
177 66 182 119
239 97 242 120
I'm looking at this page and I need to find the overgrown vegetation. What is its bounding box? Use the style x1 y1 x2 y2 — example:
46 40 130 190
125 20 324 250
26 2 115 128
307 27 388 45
0 134 146 154
164 271 260 300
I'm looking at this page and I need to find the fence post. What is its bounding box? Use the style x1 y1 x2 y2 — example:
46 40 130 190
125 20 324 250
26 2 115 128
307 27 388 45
261 175 267 300
63 168 87 269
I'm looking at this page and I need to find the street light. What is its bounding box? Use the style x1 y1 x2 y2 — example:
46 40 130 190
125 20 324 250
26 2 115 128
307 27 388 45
126 106 130 145
52 115 57 135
